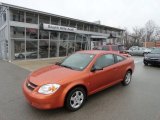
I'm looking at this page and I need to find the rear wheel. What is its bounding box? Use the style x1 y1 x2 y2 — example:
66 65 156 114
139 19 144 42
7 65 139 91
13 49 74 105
65 87 87 111
122 71 132 86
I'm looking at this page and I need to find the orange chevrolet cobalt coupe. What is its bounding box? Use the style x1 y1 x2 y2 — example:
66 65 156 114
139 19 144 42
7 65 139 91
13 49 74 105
23 50 135 111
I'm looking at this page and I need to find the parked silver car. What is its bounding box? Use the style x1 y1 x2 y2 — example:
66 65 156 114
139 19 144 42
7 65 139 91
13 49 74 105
127 47 151 56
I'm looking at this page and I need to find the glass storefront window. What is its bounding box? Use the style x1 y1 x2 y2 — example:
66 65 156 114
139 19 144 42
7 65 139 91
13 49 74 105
68 33 75 41
59 40 67 56
14 39 25 60
60 32 68 40
95 26 99 32
39 30 49 39
90 25 94 32
50 41 58 57
75 42 82 51
50 31 58 40
39 40 49 58
76 34 82 42
77 22 84 30
10 27 25 38
51 17 60 25
82 42 88 50
61 19 69 26
84 24 88 31
69 21 76 28
39 15 50 24
10 9 24 22
67 41 75 55
26 40 38 59
26 12 38 24
26 28 38 39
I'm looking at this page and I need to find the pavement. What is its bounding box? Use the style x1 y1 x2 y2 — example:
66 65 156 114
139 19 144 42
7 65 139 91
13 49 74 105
0 57 160 120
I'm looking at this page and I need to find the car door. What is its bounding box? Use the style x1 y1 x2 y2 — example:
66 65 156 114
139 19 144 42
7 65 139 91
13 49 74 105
114 54 127 81
89 54 118 93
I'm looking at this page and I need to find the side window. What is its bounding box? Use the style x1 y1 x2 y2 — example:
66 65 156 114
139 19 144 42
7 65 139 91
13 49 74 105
94 54 115 68
116 55 125 62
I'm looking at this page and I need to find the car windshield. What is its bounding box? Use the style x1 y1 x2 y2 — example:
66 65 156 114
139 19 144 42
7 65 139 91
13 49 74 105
58 53 95 71
150 48 160 54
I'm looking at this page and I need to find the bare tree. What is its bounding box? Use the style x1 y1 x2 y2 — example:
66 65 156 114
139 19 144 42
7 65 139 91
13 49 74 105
132 27 145 46
145 20 156 41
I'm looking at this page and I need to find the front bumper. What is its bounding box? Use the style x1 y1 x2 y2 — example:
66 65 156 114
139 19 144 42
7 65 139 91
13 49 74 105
144 58 160 65
22 81 64 110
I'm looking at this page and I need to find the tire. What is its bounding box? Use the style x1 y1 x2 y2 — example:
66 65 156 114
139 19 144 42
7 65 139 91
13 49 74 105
65 87 87 111
144 61 148 66
121 71 132 86
143 52 147 56
18 54 24 59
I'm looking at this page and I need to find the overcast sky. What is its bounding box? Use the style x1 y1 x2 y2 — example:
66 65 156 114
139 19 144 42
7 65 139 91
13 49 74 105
1 0 160 32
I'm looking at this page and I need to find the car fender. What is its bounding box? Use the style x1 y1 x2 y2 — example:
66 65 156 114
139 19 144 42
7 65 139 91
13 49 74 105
59 80 88 106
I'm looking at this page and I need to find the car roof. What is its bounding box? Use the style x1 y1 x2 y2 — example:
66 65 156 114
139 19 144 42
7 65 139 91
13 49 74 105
77 50 117 55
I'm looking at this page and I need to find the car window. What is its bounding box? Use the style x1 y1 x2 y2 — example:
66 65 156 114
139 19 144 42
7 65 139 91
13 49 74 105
94 54 115 69
102 46 110 51
116 55 125 62
111 46 119 51
60 53 95 71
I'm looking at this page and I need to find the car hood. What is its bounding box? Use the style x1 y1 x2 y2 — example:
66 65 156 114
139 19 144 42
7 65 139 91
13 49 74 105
28 65 82 86
146 53 160 58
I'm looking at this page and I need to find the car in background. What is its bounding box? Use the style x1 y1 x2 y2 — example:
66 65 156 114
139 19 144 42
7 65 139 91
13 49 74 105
15 51 36 59
101 44 130 57
23 50 135 111
127 47 151 56
144 48 160 66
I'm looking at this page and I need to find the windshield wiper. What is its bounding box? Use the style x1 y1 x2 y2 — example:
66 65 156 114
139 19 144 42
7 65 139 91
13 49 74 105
60 64 74 70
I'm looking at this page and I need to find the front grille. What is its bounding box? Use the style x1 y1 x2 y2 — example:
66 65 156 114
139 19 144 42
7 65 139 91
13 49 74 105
26 81 37 91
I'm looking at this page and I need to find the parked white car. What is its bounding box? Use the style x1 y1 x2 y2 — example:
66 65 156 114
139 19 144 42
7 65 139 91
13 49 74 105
127 47 151 56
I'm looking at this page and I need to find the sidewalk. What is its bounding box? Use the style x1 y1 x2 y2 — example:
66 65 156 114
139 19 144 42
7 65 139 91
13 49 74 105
12 57 64 71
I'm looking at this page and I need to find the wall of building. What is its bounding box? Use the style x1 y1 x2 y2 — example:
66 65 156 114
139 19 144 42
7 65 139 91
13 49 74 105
1 3 124 61
0 5 8 60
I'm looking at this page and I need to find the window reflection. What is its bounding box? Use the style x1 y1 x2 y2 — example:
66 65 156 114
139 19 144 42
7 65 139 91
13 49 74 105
59 41 67 56
60 32 68 40
39 40 49 58
26 40 38 59
10 9 24 22
26 28 38 39
68 41 75 55
75 42 82 51
51 17 60 25
50 41 58 57
39 15 50 24
61 19 69 26
39 30 49 39
26 12 38 24
10 27 25 38
14 39 25 59
50 31 58 40
68 33 75 41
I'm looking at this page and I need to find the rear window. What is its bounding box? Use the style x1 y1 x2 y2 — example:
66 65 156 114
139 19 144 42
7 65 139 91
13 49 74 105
102 46 110 51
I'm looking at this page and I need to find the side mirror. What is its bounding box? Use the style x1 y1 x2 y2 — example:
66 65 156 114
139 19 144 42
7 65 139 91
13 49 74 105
91 66 103 72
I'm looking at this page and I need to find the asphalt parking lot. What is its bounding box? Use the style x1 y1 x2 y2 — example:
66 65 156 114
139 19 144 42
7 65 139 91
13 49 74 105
0 57 160 120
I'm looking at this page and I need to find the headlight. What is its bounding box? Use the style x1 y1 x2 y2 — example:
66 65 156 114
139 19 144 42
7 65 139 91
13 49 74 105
38 84 60 95
144 56 148 59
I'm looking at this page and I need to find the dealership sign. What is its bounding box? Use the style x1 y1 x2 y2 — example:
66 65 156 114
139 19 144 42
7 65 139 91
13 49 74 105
43 23 77 32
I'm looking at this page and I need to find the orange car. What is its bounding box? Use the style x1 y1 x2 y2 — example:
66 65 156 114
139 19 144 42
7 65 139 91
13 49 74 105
23 50 135 111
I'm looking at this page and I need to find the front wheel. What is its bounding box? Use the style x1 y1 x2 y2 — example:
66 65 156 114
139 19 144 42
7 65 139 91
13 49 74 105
121 71 132 86
144 61 148 66
65 87 87 111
